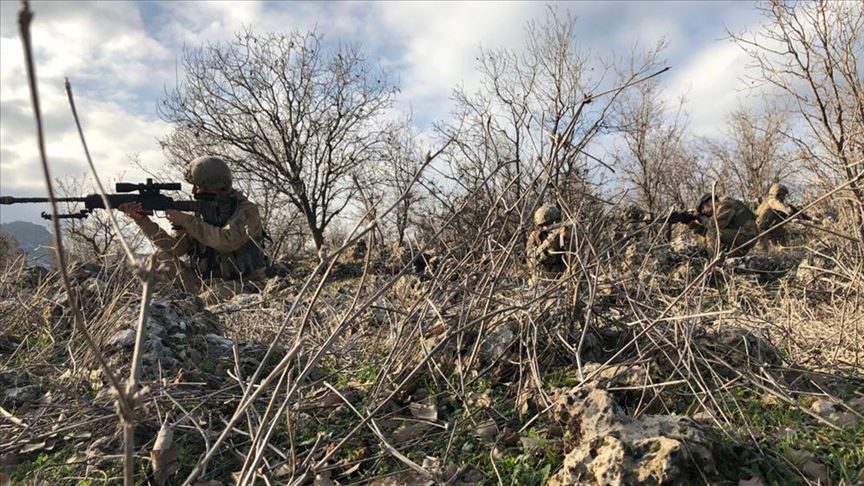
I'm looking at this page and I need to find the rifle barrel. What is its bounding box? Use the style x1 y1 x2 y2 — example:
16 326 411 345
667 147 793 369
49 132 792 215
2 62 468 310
0 196 86 204
793 220 860 242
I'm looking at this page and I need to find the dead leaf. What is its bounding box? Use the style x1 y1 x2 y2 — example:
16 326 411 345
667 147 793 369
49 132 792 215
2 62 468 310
473 421 498 443
274 463 294 478
409 402 437 421
470 392 492 409
314 469 336 486
421 456 441 476
392 421 433 443
150 423 179 486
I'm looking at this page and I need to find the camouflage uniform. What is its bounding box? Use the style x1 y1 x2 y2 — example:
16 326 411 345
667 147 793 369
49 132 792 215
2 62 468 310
693 195 758 257
134 157 267 304
612 204 651 247
526 204 574 283
755 184 799 250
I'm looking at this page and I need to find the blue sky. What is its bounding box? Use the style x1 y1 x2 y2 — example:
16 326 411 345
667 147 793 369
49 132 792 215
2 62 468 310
0 1 763 224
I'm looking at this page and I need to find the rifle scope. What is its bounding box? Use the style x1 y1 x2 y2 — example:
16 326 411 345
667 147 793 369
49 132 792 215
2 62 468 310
115 178 181 193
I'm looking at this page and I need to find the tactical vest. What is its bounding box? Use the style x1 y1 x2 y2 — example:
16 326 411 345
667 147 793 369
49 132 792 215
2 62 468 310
756 199 789 231
728 201 756 230
530 225 570 274
188 193 267 280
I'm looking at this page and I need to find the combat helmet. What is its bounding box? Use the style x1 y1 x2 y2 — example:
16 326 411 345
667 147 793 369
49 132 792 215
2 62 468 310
622 204 644 222
184 156 232 189
696 193 714 212
768 183 789 199
533 204 562 226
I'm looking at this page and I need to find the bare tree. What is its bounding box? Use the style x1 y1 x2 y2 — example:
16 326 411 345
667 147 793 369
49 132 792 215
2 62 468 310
350 172 384 251
730 0 864 237
612 59 690 215
375 117 427 247
704 104 798 204
434 8 670 245
55 176 145 260
664 142 713 210
160 28 396 251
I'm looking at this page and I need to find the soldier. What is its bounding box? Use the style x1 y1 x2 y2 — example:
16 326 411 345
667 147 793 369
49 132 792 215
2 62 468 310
755 183 810 250
690 193 759 257
526 204 573 283
613 204 653 245
119 156 267 304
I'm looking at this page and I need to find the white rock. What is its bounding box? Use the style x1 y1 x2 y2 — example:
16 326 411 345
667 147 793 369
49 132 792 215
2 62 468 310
108 329 135 348
205 333 234 349
809 399 836 417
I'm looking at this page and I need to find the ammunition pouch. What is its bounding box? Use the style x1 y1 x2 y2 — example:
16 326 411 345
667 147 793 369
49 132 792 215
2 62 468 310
189 192 267 280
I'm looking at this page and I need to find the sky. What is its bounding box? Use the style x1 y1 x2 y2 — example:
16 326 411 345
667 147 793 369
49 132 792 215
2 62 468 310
0 0 764 225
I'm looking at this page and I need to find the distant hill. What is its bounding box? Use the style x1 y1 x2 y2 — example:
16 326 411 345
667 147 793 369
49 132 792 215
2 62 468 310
0 221 53 266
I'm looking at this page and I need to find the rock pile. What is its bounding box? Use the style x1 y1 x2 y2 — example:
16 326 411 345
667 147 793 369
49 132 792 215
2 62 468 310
724 254 800 282
104 297 272 381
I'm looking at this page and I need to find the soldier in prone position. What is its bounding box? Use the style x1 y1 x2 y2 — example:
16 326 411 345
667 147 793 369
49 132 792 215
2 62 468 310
755 183 811 251
526 204 574 284
119 156 267 304
689 193 759 257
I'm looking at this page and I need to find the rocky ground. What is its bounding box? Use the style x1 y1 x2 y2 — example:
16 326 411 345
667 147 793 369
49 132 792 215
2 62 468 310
0 242 862 485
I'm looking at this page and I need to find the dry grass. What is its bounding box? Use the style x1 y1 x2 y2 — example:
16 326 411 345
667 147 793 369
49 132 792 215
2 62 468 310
2 194 862 485
2 3 861 484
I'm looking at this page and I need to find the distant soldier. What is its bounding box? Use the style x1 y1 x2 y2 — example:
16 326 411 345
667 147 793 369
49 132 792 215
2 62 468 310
526 204 573 283
613 204 652 245
690 193 759 257
755 183 811 250
119 156 267 304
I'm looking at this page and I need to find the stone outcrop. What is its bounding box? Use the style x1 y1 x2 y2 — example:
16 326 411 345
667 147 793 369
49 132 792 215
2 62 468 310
104 297 272 381
724 254 800 282
548 385 713 485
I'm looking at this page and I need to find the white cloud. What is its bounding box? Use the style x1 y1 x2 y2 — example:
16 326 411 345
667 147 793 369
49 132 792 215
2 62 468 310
373 2 544 124
664 40 752 136
1 0 772 225
0 1 171 224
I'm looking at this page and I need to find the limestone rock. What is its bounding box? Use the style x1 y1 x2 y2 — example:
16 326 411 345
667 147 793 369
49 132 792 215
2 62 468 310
725 254 800 282
847 397 864 412
810 399 860 428
108 328 135 348
479 319 517 363
3 385 41 407
102 297 265 381
548 385 713 485
582 362 644 388
204 333 234 352
19 265 49 288
809 399 836 416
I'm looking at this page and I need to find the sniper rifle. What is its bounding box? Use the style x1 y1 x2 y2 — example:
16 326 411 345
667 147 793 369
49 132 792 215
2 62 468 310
0 179 218 220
